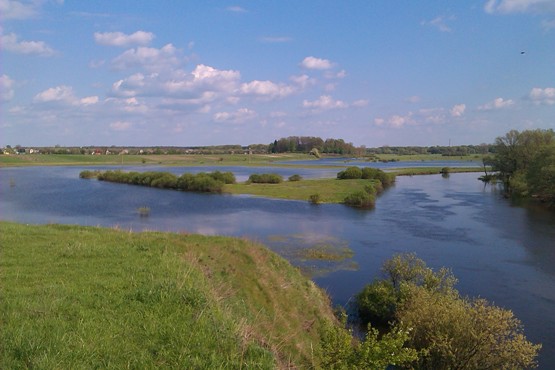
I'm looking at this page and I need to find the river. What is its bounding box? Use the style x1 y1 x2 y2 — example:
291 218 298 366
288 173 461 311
1 165 554 367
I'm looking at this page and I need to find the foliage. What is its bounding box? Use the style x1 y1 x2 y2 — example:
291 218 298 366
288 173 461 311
309 193 321 204
319 318 418 369
337 166 363 179
355 254 541 369
78 170 100 179
337 166 395 188
288 174 302 181
343 191 375 208
89 170 235 193
493 129 555 201
247 173 283 184
526 143 555 205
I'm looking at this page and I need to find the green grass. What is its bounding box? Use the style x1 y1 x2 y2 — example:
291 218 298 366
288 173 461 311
0 222 336 368
373 153 483 162
391 167 483 176
224 178 380 203
0 153 317 167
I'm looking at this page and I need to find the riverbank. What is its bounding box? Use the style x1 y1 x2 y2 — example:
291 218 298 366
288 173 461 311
0 221 336 368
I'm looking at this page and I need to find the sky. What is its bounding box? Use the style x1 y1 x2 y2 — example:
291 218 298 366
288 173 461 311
1 0 554 148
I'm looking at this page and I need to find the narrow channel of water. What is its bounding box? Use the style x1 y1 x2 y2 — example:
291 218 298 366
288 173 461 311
1 166 554 367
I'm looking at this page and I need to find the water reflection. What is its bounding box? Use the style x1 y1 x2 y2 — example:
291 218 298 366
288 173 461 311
1 166 554 368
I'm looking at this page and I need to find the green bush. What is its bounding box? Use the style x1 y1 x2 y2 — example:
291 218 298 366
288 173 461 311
337 166 363 179
288 174 302 182
344 191 375 208
247 173 283 184
309 193 321 204
210 170 236 184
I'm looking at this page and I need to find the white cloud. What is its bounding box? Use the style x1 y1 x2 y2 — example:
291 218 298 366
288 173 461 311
33 85 98 107
406 95 421 103
240 80 295 99
94 31 155 47
110 120 132 131
289 74 316 89
529 87 555 105
0 0 38 20
478 97 515 110
421 15 455 32
1 32 55 56
300 56 334 70
213 108 257 123
34 86 76 104
302 95 347 110
259 36 292 43
226 6 247 13
450 104 466 117
111 44 180 71
0 74 15 101
484 0 555 14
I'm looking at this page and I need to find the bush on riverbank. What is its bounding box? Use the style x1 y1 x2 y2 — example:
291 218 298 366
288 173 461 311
247 173 283 184
82 170 236 193
337 166 395 187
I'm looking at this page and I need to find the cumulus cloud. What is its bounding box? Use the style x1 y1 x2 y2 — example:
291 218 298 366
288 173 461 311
226 6 247 13
478 97 515 110
240 80 295 99
450 104 466 117
0 74 15 101
111 44 180 71
302 95 348 110
94 31 155 47
259 36 292 43
300 56 334 70
0 0 38 20
34 85 99 106
529 87 555 105
484 0 555 14
421 15 455 32
213 108 257 123
110 120 132 131
1 32 55 56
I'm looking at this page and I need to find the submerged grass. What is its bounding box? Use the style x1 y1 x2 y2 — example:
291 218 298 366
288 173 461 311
0 222 336 369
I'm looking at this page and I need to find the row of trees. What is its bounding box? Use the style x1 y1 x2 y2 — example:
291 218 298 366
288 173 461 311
321 254 541 369
268 136 362 155
367 144 493 156
81 170 236 193
490 129 555 206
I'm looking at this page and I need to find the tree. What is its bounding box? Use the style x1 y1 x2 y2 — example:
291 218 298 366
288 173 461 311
526 143 555 205
355 254 541 369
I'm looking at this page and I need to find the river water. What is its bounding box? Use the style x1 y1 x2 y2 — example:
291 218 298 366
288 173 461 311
1 165 554 367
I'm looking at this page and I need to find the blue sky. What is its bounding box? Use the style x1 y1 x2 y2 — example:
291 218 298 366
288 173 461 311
1 0 554 147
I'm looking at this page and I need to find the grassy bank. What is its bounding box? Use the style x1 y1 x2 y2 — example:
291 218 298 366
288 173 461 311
0 153 316 167
0 222 336 368
391 166 483 176
225 178 379 203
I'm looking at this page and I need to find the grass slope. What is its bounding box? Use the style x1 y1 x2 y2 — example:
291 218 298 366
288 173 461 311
0 222 335 369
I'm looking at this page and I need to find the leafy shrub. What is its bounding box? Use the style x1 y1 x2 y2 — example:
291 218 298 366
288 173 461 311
247 173 283 184
288 174 302 181
344 191 375 208
79 170 100 179
210 170 236 184
309 193 321 204
337 166 363 179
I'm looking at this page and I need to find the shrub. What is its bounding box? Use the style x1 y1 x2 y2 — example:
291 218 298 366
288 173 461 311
79 170 100 179
288 174 302 182
210 171 236 184
247 173 283 184
309 193 321 204
344 191 375 208
337 166 363 179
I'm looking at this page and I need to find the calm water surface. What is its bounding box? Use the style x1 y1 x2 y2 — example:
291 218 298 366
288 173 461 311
1 166 554 367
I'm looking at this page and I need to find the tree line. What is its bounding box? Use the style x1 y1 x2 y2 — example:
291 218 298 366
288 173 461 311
268 136 362 155
487 128 555 206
